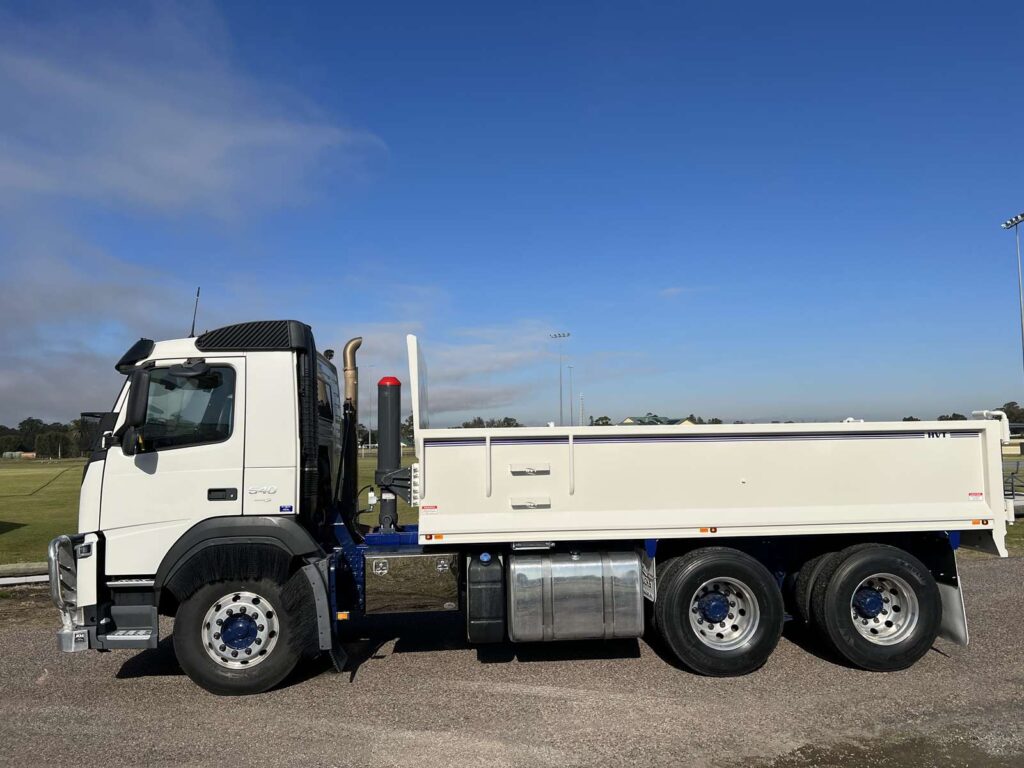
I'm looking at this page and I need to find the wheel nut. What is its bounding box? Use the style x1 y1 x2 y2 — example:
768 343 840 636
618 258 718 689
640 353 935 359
214 632 221 640
258 624 265 631
219 644 226 651
255 638 262 645
215 618 223 626
231 650 238 657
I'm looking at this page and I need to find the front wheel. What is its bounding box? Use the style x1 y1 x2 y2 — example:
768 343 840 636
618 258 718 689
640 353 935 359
173 578 303 695
654 547 784 676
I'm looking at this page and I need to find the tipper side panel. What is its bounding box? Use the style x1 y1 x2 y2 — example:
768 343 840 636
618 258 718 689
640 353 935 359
415 424 1005 546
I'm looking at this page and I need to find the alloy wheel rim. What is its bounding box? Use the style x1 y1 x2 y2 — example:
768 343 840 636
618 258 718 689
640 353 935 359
200 590 279 669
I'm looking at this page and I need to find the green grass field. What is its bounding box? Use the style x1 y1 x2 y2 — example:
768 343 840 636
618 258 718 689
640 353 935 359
1 456 1021 565
0 460 86 566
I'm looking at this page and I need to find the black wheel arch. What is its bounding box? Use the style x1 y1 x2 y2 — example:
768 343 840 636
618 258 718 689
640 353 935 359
154 516 323 615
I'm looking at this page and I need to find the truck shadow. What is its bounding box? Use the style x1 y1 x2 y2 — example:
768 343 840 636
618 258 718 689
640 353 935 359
118 615 872 686
116 636 339 690
117 637 183 679
339 611 641 680
0 520 26 535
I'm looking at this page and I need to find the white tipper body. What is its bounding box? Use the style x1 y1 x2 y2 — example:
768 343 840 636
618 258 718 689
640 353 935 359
407 335 1011 555
79 338 301 576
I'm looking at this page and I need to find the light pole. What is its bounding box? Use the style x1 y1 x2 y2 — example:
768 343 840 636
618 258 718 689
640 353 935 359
363 364 376 446
1001 211 1024 381
567 365 575 426
550 332 570 426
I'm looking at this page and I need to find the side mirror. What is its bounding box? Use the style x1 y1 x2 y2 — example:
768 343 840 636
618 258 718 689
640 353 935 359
120 426 139 456
124 368 150 428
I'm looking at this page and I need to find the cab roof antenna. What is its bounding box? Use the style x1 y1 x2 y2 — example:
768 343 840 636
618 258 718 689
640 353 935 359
188 287 201 338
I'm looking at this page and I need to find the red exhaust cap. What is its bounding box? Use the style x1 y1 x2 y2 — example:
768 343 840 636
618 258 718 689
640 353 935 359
378 376 401 387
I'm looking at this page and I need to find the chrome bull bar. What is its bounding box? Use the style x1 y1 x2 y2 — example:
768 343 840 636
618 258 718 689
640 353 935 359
47 535 80 645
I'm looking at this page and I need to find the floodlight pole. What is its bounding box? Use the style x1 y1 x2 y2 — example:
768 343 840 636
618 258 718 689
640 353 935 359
1001 212 1024 382
567 365 575 426
550 332 570 426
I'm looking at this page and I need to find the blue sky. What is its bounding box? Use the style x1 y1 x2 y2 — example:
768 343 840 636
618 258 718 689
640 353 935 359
2 2 1024 425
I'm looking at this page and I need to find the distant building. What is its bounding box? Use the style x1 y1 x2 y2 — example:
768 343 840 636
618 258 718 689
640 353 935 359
620 413 692 426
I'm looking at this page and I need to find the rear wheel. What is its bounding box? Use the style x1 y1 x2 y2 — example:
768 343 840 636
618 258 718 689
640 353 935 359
792 551 837 626
810 544 941 672
655 547 784 676
174 578 303 695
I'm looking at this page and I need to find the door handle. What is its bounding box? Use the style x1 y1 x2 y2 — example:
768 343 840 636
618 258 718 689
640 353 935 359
207 488 238 501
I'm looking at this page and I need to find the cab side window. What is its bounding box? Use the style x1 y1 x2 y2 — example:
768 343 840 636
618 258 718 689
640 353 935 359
144 366 236 450
317 374 334 421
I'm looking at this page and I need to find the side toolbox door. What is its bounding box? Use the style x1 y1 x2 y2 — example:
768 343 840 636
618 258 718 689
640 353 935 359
100 357 246 576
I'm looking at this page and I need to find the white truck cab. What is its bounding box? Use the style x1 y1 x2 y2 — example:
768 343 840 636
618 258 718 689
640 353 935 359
49 320 1013 695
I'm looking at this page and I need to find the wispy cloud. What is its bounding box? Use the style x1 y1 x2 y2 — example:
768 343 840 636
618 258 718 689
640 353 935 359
317 318 556 421
658 286 689 298
0 3 380 217
0 3 380 424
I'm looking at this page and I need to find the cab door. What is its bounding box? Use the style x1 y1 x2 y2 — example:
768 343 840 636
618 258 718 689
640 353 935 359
100 357 245 576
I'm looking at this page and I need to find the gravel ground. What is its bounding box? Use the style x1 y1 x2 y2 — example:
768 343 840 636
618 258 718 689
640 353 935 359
1 557 1022 767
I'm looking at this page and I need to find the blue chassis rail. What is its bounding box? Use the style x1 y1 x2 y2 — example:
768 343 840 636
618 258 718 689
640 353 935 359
327 521 423 621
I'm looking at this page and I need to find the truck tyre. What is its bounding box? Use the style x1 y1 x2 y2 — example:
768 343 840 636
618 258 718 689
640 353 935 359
173 578 303 695
655 547 784 676
792 552 837 626
810 544 941 672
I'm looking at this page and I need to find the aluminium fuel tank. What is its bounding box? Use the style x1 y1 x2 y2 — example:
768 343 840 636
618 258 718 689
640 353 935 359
507 550 644 642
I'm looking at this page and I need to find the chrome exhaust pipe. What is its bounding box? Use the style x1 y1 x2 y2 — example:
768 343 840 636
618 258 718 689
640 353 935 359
342 337 362 415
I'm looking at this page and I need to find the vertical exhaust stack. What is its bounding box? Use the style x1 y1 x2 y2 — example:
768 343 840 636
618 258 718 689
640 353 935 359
338 338 362 525
342 338 362 414
376 376 402 533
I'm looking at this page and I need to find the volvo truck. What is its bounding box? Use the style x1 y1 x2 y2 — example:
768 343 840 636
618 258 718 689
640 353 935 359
47 320 1013 694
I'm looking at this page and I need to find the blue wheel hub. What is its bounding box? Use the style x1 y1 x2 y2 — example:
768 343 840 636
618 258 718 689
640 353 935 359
852 587 884 619
697 592 730 623
221 614 259 649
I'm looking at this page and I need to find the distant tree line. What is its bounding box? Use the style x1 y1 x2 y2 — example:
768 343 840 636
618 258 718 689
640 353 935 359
0 417 84 457
459 417 522 428
9 400 1024 458
901 401 1024 423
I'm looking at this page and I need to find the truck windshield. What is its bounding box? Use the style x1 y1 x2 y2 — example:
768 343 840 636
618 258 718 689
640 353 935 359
144 366 236 450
